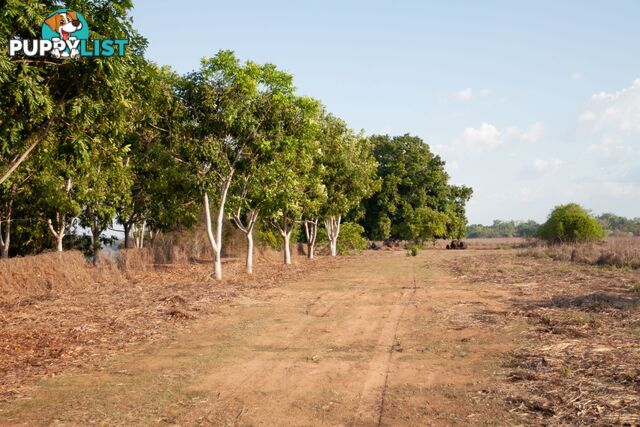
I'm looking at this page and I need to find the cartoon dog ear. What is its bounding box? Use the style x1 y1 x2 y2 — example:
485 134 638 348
44 13 62 31
66 10 78 21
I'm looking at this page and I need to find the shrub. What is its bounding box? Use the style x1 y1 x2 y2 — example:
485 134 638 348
317 222 368 255
538 203 605 243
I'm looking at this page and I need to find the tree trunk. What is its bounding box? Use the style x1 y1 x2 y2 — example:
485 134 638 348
203 192 222 280
203 173 233 280
56 233 63 252
47 212 66 252
233 209 259 274
139 220 146 248
123 222 132 249
0 200 12 259
304 219 318 259
283 230 292 265
246 230 254 274
324 215 342 257
91 216 101 266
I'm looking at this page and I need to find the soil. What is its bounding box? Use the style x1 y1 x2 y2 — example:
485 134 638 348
1 248 638 425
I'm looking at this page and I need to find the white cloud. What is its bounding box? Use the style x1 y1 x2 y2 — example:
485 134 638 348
521 121 545 142
455 88 473 101
504 122 545 142
579 111 596 121
454 87 490 101
456 121 544 152
571 72 582 80
533 158 563 173
459 122 503 150
581 78 640 132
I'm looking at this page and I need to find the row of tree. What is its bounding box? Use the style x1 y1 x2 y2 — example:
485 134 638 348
467 213 640 239
467 220 540 238
1 1 472 280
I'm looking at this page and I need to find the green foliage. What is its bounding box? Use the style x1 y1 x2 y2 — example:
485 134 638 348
319 115 379 218
316 222 368 255
362 134 472 241
406 243 420 257
538 203 605 243
596 213 640 236
467 220 540 238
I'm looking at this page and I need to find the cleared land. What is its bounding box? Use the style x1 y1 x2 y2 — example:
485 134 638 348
1 242 639 425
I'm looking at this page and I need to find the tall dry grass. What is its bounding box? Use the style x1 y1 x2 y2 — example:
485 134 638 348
521 237 640 269
0 251 131 304
0 222 290 304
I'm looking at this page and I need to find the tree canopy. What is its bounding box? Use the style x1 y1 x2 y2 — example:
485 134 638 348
361 134 472 241
538 203 606 243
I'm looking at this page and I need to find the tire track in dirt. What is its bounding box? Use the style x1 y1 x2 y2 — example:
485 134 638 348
357 263 417 425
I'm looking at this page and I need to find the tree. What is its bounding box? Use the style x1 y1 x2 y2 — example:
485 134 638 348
597 213 639 235
0 0 141 187
180 51 299 278
1 0 146 261
35 140 84 252
362 134 472 241
263 96 321 265
538 203 605 243
117 62 196 249
299 156 326 259
318 115 378 256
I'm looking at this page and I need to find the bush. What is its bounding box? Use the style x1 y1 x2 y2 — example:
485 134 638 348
538 203 605 243
317 222 368 255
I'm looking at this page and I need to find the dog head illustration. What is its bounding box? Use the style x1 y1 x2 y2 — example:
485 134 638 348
44 10 82 41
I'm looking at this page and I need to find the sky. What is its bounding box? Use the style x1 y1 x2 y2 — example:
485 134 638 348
131 0 640 225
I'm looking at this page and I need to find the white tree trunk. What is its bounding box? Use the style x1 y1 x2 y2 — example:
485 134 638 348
324 215 341 257
304 219 318 259
276 215 294 265
233 209 259 274
133 219 146 248
203 175 232 280
0 200 12 259
133 223 139 248
203 192 222 280
140 220 146 248
246 230 254 274
0 215 10 259
47 212 65 252
283 230 292 264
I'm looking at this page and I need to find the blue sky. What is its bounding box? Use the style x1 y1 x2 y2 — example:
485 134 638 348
131 0 640 224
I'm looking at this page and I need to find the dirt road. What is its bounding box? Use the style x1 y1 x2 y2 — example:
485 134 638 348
0 251 521 425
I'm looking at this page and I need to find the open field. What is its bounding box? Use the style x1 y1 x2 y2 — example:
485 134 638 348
1 243 639 425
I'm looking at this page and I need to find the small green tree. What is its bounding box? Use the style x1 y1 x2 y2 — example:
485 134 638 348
319 115 378 256
538 203 605 243
316 222 368 255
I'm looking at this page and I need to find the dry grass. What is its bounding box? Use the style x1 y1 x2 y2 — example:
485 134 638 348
0 246 340 402
463 237 531 250
442 251 640 425
522 236 640 269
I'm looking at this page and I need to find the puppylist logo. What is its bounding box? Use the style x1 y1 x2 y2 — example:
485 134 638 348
9 9 129 58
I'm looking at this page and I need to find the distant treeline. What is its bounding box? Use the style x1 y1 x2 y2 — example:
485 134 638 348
467 213 640 238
